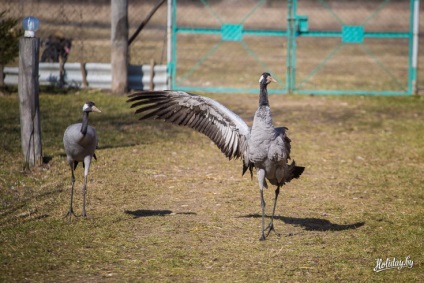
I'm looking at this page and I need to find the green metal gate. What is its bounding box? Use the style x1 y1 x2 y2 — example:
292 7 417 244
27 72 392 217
169 0 288 94
170 0 420 95
288 0 420 95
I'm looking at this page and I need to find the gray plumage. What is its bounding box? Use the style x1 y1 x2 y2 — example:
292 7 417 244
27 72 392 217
127 73 304 240
63 101 101 220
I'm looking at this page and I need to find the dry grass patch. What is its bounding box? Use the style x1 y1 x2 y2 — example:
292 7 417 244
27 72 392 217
0 90 423 282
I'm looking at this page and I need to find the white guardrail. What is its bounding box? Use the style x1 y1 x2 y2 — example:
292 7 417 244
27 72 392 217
4 63 168 91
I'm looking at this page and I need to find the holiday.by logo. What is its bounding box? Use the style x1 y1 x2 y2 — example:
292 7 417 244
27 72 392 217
374 256 414 272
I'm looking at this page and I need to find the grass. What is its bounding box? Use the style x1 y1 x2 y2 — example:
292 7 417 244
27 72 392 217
0 89 423 282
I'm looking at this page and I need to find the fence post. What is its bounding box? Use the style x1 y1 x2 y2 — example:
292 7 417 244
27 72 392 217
286 0 297 94
111 0 128 94
411 0 420 95
18 36 42 169
80 62 88 88
149 59 155 90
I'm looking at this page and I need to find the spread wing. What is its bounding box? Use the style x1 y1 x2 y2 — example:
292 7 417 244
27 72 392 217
127 91 251 161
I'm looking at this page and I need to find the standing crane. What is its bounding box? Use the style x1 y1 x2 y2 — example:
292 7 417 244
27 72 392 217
63 101 101 221
127 73 304 240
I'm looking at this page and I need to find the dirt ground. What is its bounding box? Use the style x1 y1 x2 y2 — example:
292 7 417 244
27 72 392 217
0 90 422 281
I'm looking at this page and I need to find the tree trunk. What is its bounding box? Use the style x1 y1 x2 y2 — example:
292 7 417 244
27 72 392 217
111 0 128 95
18 37 42 170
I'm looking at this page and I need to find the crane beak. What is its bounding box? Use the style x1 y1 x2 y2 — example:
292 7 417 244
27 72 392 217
92 106 101 113
267 76 277 83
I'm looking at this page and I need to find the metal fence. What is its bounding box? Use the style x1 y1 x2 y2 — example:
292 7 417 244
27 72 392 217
2 0 168 65
4 63 168 90
290 0 421 95
2 0 423 94
171 0 422 95
171 0 288 94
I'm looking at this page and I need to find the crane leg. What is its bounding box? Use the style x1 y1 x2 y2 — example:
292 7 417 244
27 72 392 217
81 158 91 218
81 175 88 217
64 166 77 221
265 186 280 237
257 169 267 241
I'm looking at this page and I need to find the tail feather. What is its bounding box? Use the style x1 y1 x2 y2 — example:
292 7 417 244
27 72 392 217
286 160 304 182
242 162 254 179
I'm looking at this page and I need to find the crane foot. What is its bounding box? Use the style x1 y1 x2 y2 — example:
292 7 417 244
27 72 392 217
64 209 78 221
79 211 94 219
265 221 281 238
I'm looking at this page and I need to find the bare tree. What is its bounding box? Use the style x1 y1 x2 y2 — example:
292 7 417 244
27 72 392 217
111 0 128 94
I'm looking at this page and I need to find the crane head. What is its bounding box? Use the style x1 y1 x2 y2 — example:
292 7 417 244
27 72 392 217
259 73 277 85
83 101 101 113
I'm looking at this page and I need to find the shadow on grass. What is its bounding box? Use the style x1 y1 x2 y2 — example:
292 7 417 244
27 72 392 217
242 214 365 232
0 187 62 227
125 209 197 218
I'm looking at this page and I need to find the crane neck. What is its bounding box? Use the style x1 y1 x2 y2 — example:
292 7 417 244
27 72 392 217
259 83 269 107
80 111 89 135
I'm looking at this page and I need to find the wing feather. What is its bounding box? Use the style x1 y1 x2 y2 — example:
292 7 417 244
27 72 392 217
128 91 250 160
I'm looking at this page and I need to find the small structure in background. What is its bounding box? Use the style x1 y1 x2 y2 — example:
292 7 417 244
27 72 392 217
40 31 72 87
40 32 72 63
18 16 42 170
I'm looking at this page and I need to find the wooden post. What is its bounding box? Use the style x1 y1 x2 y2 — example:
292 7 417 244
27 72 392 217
111 0 128 95
18 37 42 169
80 62 88 88
149 59 155 90
59 56 65 88
0 64 4 89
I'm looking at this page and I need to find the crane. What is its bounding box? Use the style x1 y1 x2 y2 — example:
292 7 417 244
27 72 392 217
128 73 304 240
63 101 101 221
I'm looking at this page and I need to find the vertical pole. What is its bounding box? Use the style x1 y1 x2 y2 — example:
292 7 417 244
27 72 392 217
111 0 128 94
167 0 172 89
286 0 297 94
18 37 42 169
149 59 155 90
410 0 420 94
0 65 4 90
80 62 88 88
170 0 177 89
